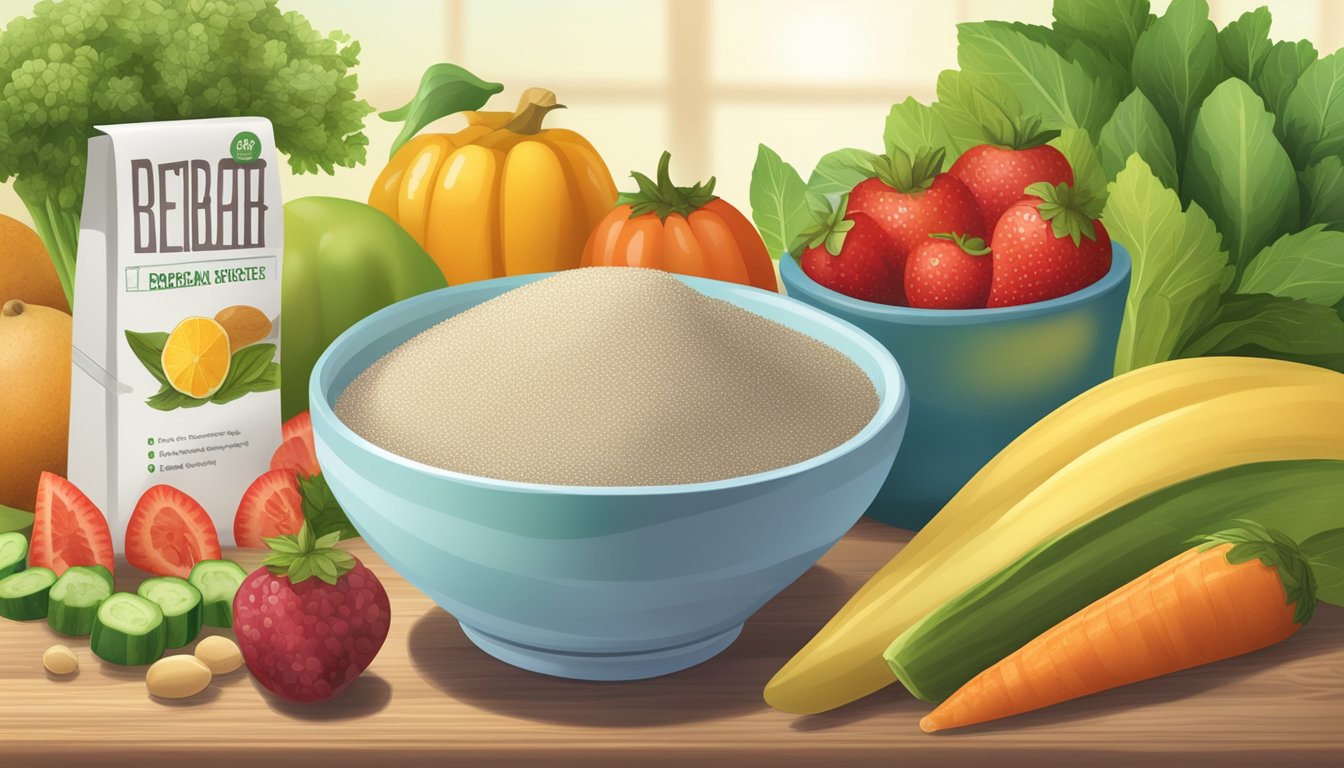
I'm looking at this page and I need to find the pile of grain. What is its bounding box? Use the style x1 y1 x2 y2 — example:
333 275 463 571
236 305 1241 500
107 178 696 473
334 267 878 486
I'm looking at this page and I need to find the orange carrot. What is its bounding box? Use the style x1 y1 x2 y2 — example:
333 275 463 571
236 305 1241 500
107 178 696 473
920 522 1317 733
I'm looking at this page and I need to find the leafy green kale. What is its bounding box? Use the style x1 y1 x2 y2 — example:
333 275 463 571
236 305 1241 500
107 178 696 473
0 0 375 306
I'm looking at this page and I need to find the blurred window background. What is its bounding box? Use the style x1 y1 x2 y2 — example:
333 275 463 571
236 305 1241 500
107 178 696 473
1 0 1339 223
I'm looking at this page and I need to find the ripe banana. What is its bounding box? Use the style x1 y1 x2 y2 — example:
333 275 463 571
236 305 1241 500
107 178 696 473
764 358 1344 715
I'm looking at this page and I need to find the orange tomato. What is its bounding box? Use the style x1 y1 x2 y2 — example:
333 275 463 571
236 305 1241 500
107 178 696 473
581 152 778 292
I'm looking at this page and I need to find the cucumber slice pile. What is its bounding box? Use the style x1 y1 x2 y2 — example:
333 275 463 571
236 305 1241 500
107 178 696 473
0 532 26 579
137 577 204 648
48 566 115 636
0 567 56 621
91 593 166 666
189 560 248 628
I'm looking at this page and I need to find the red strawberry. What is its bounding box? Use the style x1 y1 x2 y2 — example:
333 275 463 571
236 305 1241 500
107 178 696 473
905 233 994 309
235 469 306 549
948 144 1074 229
125 484 222 578
848 150 986 293
29 472 115 576
988 182 1113 307
271 411 320 477
798 196 903 305
234 524 391 703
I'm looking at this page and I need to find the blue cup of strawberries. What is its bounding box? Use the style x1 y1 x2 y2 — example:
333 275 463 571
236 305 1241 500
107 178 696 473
767 127 1131 529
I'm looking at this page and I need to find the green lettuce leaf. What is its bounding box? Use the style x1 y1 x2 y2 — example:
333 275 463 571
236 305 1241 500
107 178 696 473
1216 6 1272 84
1048 128 1108 204
957 20 1121 138
1063 38 1133 92
748 144 811 259
1302 528 1344 606
1051 0 1151 71
1104 154 1233 374
1256 39 1318 136
883 97 953 166
934 70 1031 153
1238 225 1344 306
1281 50 1344 169
1183 78 1299 274
1131 0 1222 163
808 148 878 197
1098 89 1178 188
1299 156 1344 228
1178 293 1344 361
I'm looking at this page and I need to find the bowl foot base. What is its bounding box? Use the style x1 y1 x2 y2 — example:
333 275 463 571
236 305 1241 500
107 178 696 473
458 622 744 681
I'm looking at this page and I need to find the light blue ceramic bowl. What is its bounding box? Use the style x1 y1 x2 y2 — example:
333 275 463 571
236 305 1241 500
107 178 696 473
309 272 909 681
780 245 1130 529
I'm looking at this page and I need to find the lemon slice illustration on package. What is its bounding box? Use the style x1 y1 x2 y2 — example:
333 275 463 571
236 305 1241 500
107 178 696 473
160 317 232 399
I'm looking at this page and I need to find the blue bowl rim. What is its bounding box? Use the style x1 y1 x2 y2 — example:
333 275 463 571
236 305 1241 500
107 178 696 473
310 271 908 498
780 242 1132 326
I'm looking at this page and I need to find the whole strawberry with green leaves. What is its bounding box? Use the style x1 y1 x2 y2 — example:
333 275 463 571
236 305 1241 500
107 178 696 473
796 194 904 305
946 115 1074 228
847 148 987 302
988 182 1112 307
905 232 993 309
233 523 391 703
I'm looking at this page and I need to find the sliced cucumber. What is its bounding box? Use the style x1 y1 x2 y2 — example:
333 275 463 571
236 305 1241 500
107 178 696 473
0 567 56 621
85 563 115 590
137 577 204 648
188 560 248 628
90 593 166 666
47 566 115 636
0 531 26 578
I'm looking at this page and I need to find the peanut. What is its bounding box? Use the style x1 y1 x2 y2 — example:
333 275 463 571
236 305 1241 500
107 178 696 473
146 654 213 699
43 645 78 675
214 305 271 351
194 635 243 675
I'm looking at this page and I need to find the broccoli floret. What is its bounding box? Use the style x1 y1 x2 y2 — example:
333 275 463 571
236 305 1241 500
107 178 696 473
0 0 375 305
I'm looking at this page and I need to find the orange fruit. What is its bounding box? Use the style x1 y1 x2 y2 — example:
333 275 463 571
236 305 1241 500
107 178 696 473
0 213 68 312
0 300 71 510
161 317 232 398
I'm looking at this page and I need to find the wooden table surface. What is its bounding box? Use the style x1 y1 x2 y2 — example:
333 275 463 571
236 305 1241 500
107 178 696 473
1 519 1341 767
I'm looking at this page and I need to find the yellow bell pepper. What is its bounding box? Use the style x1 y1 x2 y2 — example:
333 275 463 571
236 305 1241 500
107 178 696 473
371 76 617 285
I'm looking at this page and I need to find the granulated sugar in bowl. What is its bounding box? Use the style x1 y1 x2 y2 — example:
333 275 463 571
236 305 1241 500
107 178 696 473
334 267 878 486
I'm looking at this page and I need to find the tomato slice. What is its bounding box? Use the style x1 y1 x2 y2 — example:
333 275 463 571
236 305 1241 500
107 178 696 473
125 485 222 578
234 469 305 549
271 411 320 477
29 472 115 576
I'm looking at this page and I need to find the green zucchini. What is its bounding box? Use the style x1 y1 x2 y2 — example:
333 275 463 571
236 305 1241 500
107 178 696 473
137 577 204 648
0 531 27 578
0 566 56 620
885 459 1344 703
47 566 115 636
90 593 166 666
188 559 248 628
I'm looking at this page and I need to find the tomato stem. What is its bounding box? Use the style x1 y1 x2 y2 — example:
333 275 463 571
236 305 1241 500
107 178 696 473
618 151 718 220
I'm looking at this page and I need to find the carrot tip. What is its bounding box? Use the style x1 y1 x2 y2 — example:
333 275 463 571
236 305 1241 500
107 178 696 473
919 716 941 734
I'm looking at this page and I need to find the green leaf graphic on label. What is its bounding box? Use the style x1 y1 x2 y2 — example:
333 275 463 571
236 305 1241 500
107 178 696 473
124 330 170 387
127 329 279 410
231 131 261 164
